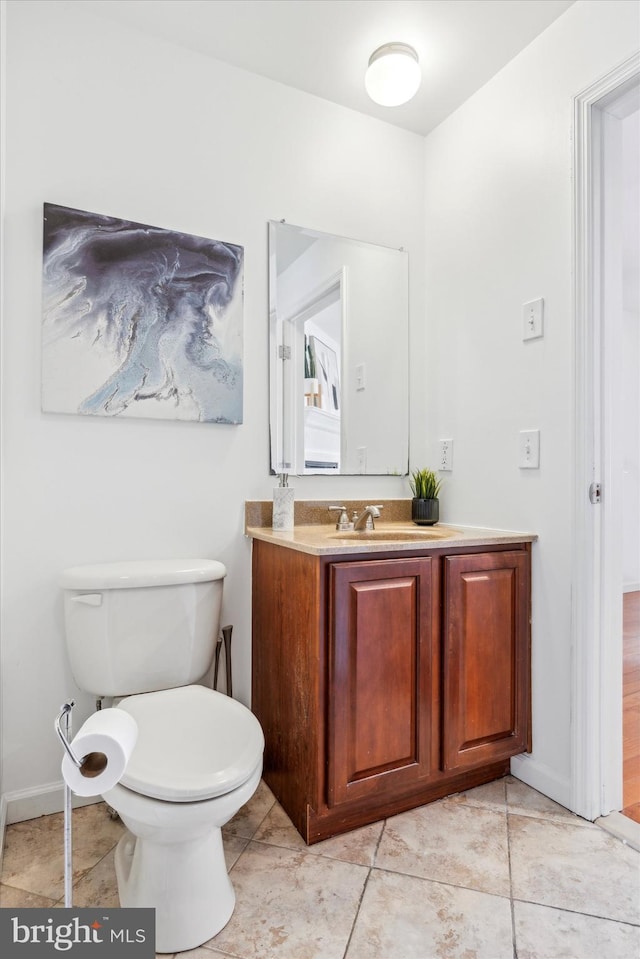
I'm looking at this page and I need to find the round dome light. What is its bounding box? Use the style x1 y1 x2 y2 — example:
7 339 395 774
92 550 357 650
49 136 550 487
365 43 421 107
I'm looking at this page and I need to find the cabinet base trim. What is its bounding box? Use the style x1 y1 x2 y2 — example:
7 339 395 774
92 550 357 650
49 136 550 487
302 761 511 844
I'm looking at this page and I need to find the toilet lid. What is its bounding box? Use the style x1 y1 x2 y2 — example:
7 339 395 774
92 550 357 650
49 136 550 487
117 685 264 802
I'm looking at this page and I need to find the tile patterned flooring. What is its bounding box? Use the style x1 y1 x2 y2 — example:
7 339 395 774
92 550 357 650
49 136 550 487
1 776 639 958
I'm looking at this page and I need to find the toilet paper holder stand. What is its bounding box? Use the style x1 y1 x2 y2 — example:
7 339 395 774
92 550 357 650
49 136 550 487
55 699 79 908
56 700 110 907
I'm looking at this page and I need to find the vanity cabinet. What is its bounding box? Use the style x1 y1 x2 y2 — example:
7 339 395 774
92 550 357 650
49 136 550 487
328 557 440 807
251 539 531 844
442 551 530 770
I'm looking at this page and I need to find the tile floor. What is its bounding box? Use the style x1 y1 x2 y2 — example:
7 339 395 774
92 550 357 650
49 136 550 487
1 776 639 958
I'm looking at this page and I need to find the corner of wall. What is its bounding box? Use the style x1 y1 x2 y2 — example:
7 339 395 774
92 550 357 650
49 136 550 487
0 0 8 826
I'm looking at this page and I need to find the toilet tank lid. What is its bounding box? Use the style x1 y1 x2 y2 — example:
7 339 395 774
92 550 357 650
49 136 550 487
59 559 227 590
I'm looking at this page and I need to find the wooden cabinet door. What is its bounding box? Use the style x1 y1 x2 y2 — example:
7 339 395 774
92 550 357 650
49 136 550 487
327 557 439 807
443 550 530 770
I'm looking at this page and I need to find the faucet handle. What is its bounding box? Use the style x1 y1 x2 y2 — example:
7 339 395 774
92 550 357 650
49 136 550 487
329 506 353 531
367 505 384 517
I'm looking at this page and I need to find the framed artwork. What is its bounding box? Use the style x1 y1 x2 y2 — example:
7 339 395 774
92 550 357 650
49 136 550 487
308 334 340 413
41 203 244 423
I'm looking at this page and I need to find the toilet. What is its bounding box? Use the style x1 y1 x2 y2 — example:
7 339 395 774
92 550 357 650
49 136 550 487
60 559 264 954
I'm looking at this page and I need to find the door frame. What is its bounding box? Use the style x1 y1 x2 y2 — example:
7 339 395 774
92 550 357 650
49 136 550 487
572 53 640 820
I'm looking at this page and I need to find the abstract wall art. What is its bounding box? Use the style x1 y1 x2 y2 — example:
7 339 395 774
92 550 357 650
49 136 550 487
41 203 244 423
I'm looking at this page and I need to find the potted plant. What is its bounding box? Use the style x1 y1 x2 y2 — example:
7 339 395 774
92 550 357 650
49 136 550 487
409 468 442 526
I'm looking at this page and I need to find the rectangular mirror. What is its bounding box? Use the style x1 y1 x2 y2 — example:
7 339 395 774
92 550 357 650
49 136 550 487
269 221 409 476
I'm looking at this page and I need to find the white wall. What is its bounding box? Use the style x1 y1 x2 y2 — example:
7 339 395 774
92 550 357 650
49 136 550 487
4 0 638 825
422 0 640 806
0 0 425 819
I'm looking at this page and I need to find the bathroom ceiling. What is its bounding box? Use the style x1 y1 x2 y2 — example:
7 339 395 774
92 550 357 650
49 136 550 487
90 0 575 136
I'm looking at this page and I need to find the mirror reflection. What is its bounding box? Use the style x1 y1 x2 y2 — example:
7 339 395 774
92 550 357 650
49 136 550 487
269 221 409 476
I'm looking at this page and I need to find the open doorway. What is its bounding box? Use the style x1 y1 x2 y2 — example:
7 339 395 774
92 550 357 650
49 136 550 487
603 80 639 825
572 55 640 826
620 94 640 824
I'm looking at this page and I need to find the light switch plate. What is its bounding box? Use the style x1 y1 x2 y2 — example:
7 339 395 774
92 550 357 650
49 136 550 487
523 298 544 341
519 430 540 469
439 439 453 471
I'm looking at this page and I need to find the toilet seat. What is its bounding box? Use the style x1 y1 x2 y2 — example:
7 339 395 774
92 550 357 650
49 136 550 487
116 684 264 802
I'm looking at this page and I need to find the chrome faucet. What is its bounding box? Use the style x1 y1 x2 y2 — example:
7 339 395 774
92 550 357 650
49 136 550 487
352 504 383 531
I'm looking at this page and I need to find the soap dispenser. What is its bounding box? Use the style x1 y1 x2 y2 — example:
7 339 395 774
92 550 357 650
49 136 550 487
272 473 295 531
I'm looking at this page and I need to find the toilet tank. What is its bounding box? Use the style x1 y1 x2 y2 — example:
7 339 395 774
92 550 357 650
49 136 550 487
60 559 227 697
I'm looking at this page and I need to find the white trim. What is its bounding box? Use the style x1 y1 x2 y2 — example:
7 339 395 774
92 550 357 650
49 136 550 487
596 812 640 852
623 582 640 594
4 782 101 825
572 52 640 821
572 71 601 822
284 268 346 476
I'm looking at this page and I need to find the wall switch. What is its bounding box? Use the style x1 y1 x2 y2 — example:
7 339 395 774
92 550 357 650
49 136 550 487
522 298 544 341
439 439 453 471
355 363 366 391
518 430 540 469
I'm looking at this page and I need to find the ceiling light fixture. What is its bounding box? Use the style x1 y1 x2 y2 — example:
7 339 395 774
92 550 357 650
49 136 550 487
365 42 421 107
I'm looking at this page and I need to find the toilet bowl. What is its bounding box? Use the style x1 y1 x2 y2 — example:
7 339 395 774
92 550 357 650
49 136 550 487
102 685 264 954
59 559 265 955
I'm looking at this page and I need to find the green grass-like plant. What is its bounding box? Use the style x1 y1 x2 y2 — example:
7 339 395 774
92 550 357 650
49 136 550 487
409 468 442 500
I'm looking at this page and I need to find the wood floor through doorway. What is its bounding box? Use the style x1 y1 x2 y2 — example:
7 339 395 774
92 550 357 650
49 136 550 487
623 590 640 823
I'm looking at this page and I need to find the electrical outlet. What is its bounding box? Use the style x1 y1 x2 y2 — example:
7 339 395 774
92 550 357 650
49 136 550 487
523 298 544 341
356 447 367 473
439 439 453 471
518 430 540 469
355 363 366 391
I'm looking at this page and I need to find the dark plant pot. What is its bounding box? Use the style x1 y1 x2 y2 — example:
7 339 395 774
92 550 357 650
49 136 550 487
412 497 439 526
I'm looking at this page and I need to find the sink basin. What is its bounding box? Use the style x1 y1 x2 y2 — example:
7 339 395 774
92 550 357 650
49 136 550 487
330 527 454 542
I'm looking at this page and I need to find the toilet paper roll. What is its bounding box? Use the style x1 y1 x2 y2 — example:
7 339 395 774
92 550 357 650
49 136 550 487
61 708 138 797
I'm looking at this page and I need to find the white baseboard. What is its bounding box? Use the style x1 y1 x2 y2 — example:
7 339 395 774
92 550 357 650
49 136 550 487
510 754 574 813
3 782 101 825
